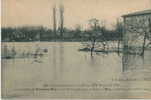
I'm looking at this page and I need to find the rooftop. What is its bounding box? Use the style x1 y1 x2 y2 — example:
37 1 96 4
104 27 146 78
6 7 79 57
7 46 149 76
122 9 151 17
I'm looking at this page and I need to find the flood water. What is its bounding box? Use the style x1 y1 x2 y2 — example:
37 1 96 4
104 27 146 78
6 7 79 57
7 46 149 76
2 42 151 98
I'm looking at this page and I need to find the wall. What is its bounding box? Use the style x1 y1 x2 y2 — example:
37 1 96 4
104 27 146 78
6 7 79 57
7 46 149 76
123 14 151 51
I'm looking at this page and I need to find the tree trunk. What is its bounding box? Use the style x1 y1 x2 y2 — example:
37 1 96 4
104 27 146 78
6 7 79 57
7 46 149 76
91 47 94 56
117 39 120 53
141 32 147 56
90 39 96 56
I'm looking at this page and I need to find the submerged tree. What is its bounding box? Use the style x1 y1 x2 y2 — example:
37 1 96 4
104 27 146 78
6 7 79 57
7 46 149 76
146 18 151 47
82 18 103 55
115 18 124 53
124 17 151 55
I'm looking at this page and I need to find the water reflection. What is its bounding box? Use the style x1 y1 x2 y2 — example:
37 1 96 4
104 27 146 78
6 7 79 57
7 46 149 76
2 42 151 98
2 42 151 74
89 54 95 66
122 52 145 72
59 42 64 78
51 43 65 81
52 44 57 80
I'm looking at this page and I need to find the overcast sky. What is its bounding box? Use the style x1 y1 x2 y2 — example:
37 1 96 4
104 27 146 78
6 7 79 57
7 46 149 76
2 0 151 29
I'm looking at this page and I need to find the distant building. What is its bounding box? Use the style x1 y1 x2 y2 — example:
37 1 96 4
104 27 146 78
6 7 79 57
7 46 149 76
122 9 151 53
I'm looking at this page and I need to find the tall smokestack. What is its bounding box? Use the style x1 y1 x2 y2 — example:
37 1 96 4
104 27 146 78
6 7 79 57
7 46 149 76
53 5 57 37
59 4 64 38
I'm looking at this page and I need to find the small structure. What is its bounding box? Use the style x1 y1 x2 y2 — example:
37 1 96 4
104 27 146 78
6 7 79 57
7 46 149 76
122 9 151 54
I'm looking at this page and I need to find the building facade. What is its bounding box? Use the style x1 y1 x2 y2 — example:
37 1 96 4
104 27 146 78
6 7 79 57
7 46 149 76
122 9 151 53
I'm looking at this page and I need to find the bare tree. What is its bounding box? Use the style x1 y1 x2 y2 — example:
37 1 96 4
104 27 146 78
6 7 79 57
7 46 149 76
115 18 124 53
82 18 103 55
124 17 151 55
73 24 82 38
146 18 151 47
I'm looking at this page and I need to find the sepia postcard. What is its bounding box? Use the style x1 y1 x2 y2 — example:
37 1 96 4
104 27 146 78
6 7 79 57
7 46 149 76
1 0 151 99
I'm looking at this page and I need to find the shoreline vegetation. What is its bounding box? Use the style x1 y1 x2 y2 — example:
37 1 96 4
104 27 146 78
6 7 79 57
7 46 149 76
1 26 121 42
2 18 151 58
1 18 123 42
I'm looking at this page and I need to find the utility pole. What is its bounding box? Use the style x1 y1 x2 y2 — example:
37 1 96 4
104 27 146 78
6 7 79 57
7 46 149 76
59 4 64 38
53 5 57 38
